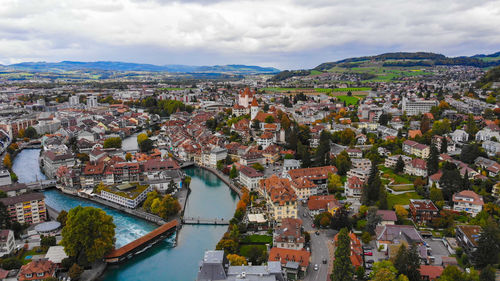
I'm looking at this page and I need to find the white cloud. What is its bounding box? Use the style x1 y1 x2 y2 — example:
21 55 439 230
0 0 499 68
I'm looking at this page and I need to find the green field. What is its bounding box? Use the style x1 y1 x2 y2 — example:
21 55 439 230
336 95 360 105
310 70 323 75
239 244 267 257
387 192 422 209
333 87 371 92
379 166 413 184
241 234 273 244
158 87 186 91
327 65 433 82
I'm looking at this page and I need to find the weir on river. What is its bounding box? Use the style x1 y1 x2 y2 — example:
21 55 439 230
13 146 238 281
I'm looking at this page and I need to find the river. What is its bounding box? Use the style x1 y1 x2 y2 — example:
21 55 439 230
13 148 238 281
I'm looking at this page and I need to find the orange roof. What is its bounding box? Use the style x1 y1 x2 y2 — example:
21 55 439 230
288 166 337 181
251 97 259 106
269 248 311 267
409 130 422 138
419 265 443 280
106 220 178 259
307 195 336 210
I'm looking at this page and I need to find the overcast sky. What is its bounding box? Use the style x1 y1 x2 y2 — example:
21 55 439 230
0 0 499 69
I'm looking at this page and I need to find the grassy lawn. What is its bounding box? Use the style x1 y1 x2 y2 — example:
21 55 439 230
239 244 267 257
310 70 323 75
241 235 273 244
387 192 422 209
21 249 45 265
333 87 371 92
390 185 415 192
379 166 412 184
336 95 360 105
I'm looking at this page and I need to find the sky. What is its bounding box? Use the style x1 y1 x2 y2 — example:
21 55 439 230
0 0 500 70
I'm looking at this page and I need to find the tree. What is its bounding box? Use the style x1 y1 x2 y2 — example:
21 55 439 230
365 207 382 234
264 115 275 123
252 163 264 172
379 113 390 126
465 114 478 139
327 173 342 194
394 205 408 222
420 115 430 134
61 206 116 264
41 235 56 251
332 228 354 281
473 218 500 268
393 244 421 281
439 265 479 281
139 138 154 153
137 133 148 145
3 154 12 170
125 152 132 161
103 137 122 149
441 137 448 153
1 257 22 270
460 144 485 164
427 145 439 176
247 245 267 265
439 162 462 201
394 156 405 174
361 165 381 206
335 150 352 176
0 202 11 229
25 126 37 139
314 131 331 166
227 254 247 266
69 263 84 280
297 142 311 168
229 165 238 179
331 206 350 230
479 265 496 281
369 260 398 281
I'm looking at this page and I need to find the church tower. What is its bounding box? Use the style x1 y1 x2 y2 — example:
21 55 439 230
250 97 259 120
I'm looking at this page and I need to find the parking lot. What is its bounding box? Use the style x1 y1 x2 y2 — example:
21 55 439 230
424 238 450 265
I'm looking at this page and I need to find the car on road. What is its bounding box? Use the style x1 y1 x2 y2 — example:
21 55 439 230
364 251 373 256
314 264 319 271
363 246 373 250
366 259 375 264
322 258 327 264
366 263 373 269
311 224 315 228
315 231 320 236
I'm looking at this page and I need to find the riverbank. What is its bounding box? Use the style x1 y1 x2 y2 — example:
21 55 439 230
195 164 243 197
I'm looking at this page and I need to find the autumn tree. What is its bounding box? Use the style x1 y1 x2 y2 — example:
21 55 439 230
103 137 122 149
335 150 352 176
227 254 247 266
3 154 12 170
61 206 115 264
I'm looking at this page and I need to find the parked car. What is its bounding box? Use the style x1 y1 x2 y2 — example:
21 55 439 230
315 231 320 236
366 259 375 264
322 258 327 264
364 251 373 256
314 264 319 271
363 246 373 250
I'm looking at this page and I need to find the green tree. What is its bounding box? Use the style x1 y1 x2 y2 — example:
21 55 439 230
229 165 238 179
427 144 439 176
332 228 354 281
438 265 479 281
1 257 22 270
25 126 37 139
479 264 496 281
0 202 11 229
314 130 331 166
327 173 342 194
297 142 311 168
139 138 154 152
56 210 68 227
252 163 265 172
103 137 122 149
465 114 478 139
335 150 352 176
394 156 405 174
69 263 84 280
439 162 462 201
441 137 448 153
264 115 275 123
365 207 382 234
379 113 390 126
125 152 132 161
460 144 485 164
61 206 116 264
473 218 500 268
41 235 56 251
393 244 421 281
369 260 398 281
361 164 381 206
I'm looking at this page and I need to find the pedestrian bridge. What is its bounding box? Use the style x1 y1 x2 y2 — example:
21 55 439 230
26 179 57 190
105 220 178 264
182 217 230 225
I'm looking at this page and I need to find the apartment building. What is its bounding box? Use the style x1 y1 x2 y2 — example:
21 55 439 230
403 140 430 159
453 190 484 217
239 166 264 191
402 97 437 116
0 193 46 225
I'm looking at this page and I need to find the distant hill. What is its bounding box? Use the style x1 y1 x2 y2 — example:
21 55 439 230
477 65 500 88
3 61 280 75
270 51 500 81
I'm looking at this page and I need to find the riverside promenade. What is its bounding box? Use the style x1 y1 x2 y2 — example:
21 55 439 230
195 165 243 197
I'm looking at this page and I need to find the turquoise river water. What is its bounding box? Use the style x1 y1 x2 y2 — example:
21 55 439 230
13 148 238 281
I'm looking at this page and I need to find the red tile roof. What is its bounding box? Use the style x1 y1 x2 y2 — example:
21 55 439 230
419 265 444 280
453 190 484 206
269 248 310 267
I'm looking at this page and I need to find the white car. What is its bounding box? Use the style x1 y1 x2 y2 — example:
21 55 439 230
313 264 319 271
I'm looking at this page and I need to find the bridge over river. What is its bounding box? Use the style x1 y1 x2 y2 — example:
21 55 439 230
182 217 230 225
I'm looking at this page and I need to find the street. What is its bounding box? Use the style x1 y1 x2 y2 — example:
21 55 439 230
298 205 336 281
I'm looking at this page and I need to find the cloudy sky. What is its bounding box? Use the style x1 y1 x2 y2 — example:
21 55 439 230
0 0 499 69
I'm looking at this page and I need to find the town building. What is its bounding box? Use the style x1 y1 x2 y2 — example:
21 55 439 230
376 210 397 225
404 158 428 177
409 199 439 225
307 195 341 216
403 140 430 158
238 165 264 191
384 155 411 169
0 193 46 225
97 183 153 209
259 175 297 222
455 225 481 255
0 230 15 257
18 260 56 281
273 218 305 250
452 190 484 217
402 97 437 116
268 248 310 279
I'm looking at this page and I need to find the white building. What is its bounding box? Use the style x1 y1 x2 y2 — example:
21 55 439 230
208 147 227 168
98 183 153 209
453 190 484 217
450 129 469 143
69 96 79 106
482 140 500 156
476 128 500 142
239 166 264 191
86 95 98 108
0 230 15 257
402 97 437 116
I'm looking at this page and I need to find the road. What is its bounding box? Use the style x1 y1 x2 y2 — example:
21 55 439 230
298 205 336 281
